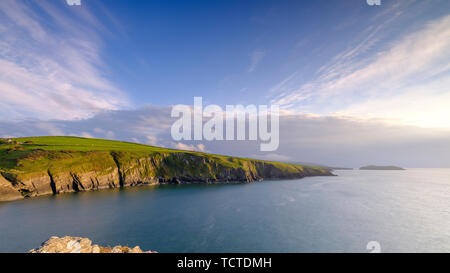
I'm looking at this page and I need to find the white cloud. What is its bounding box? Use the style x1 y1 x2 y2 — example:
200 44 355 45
174 142 207 152
146 135 159 146
0 0 128 120
196 143 206 152
66 0 81 6
338 77 450 128
270 14 450 129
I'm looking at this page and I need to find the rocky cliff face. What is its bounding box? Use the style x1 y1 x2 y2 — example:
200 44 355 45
0 150 333 202
0 174 23 201
29 236 155 253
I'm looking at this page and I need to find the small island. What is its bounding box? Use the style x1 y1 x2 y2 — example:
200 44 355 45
359 165 405 170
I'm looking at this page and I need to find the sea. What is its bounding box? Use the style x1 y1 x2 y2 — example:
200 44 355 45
0 168 449 253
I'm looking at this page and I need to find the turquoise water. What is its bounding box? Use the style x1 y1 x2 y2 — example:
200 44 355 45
0 169 449 253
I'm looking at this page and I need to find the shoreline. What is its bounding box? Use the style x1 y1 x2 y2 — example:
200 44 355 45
0 137 334 202
0 173 336 203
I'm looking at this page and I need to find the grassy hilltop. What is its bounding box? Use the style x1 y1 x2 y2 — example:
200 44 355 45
0 136 332 202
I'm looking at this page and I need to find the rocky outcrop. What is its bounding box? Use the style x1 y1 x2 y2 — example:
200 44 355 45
29 236 155 253
0 174 23 201
0 150 333 202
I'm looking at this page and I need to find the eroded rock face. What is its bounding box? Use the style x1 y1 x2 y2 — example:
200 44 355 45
28 236 155 253
0 174 23 201
0 150 334 202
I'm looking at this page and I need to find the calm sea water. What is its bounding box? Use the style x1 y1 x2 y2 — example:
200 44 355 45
0 169 449 253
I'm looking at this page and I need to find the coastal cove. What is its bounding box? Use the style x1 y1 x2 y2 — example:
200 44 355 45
1 169 449 253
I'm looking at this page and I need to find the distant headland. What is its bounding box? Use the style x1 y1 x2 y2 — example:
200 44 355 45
359 165 405 170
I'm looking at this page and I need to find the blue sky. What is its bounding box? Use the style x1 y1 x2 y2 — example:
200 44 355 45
85 0 450 113
1 0 450 166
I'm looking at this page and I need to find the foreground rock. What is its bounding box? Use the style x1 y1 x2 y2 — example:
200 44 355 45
29 236 156 253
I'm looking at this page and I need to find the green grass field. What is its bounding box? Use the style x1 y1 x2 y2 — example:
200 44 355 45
4 136 175 152
0 136 324 173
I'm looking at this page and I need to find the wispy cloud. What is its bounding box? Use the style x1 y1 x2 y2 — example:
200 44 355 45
248 49 265 72
174 142 207 152
270 11 450 128
0 0 128 121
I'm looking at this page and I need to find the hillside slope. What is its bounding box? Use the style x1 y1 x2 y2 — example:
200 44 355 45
0 137 333 202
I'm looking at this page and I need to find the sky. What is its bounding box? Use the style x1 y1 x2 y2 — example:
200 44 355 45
0 0 450 167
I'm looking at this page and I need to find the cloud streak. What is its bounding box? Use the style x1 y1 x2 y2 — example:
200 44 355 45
270 12 450 128
0 0 128 121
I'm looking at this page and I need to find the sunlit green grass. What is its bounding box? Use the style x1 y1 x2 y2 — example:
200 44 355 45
0 136 326 174
11 136 175 152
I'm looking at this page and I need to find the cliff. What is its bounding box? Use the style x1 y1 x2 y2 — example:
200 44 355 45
0 136 333 202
